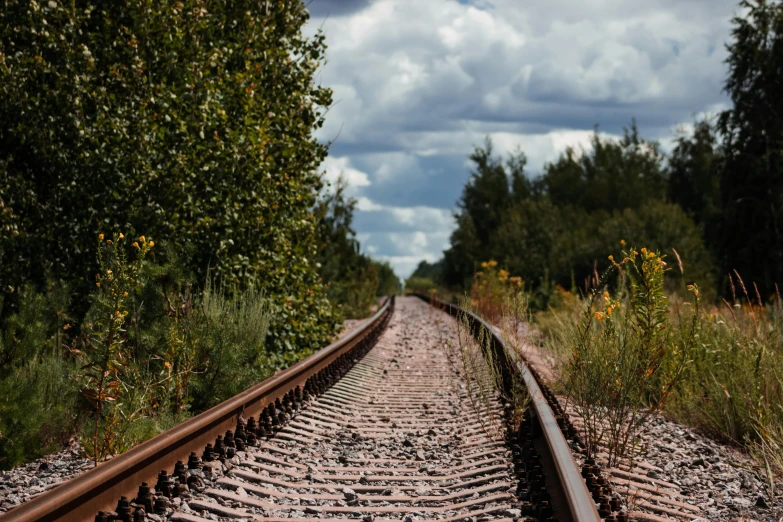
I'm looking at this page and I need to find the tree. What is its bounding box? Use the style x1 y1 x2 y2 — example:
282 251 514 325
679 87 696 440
314 179 399 317
717 0 783 294
0 0 339 352
441 138 528 287
542 121 667 212
410 260 443 283
667 120 723 260
459 137 512 246
435 122 716 305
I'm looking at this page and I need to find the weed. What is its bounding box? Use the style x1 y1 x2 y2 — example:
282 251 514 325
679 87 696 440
75 233 153 465
559 247 697 466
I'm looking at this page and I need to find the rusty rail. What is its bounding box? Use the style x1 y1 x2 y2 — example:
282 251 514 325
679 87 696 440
0 297 394 522
414 293 601 522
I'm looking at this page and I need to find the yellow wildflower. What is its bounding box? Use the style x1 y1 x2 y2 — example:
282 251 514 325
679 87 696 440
620 239 626 246
603 291 610 298
132 242 139 248
96 282 100 288
98 233 104 241
118 233 124 239
149 241 154 247
63 324 71 330
607 306 614 315
139 235 146 242
123 292 128 297
641 247 647 255
608 255 614 262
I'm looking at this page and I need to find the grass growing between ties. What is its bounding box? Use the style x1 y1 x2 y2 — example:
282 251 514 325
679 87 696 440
435 262 530 441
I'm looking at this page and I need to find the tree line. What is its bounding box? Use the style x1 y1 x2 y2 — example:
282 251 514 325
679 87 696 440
412 0 783 306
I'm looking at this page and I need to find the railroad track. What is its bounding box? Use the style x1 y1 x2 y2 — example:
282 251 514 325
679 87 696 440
0 296 610 522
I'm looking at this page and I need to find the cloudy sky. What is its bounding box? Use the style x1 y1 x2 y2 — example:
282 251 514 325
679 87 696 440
303 0 741 279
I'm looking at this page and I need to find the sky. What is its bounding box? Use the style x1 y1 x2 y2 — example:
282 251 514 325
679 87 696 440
303 0 742 279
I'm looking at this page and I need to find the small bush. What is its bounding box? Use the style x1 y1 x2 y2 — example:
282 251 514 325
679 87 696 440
552 247 697 465
75 233 154 464
404 276 438 294
188 278 272 411
669 276 783 461
0 282 79 469
0 231 283 469
535 246 783 491
469 260 524 324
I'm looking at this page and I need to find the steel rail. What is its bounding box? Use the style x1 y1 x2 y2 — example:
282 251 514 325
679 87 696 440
415 293 601 522
0 297 394 522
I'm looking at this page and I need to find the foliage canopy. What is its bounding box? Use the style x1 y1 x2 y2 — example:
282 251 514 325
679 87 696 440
0 0 341 352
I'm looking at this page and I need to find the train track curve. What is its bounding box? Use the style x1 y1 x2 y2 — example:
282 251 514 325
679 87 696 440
0 296 609 522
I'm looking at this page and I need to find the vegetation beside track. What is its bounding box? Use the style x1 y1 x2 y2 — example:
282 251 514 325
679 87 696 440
410 0 783 497
0 0 399 470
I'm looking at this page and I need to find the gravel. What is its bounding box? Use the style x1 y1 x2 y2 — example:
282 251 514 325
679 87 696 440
628 414 781 521
0 440 92 514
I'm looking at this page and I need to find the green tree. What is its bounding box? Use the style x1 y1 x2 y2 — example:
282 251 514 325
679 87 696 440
410 260 443 283
314 179 399 317
716 0 783 294
459 137 513 246
435 121 715 305
667 120 722 225
542 121 667 212
442 138 526 287
0 0 338 353
667 120 723 264
374 261 401 297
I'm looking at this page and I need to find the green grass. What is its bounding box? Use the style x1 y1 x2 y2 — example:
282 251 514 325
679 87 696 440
534 266 783 493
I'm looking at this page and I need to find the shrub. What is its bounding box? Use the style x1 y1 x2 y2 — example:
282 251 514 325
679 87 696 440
404 276 438 294
0 282 78 469
75 233 154 464
536 247 783 490
469 260 524 324
669 276 783 452
0 231 282 468
188 278 273 411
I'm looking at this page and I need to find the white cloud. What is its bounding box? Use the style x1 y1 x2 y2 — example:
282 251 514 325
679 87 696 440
355 196 384 211
320 156 371 193
351 198 455 277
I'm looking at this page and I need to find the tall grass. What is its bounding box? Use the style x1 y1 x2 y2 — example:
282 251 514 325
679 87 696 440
0 233 278 469
0 282 79 468
436 263 530 437
668 276 783 497
533 251 783 495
